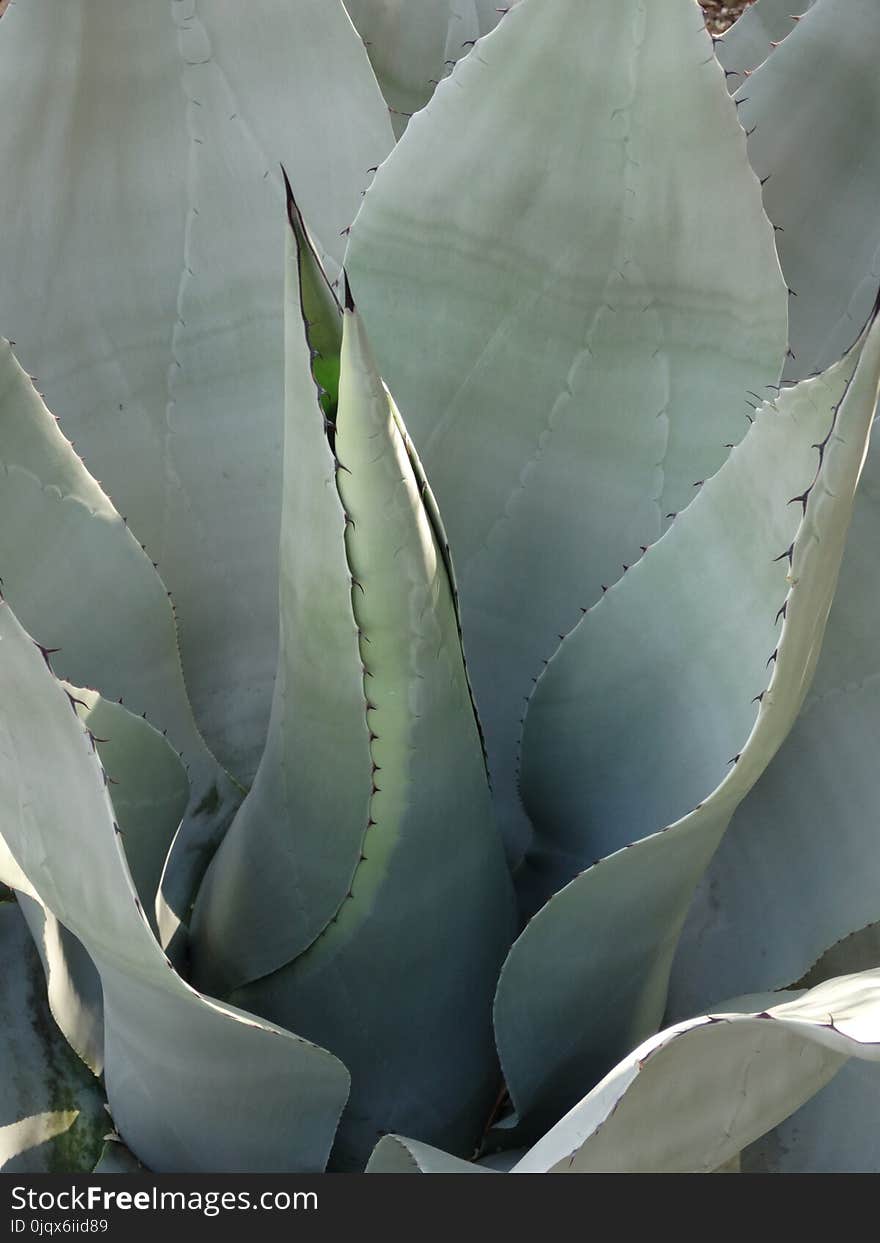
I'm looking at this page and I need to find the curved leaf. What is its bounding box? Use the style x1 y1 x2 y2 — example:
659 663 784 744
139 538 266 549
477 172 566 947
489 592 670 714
0 601 349 1173
743 1059 880 1172
227 292 515 1170
0 0 393 783
670 423 880 1015
347 0 787 861
495 313 880 1136
365 1135 490 1174
511 971 880 1174
0 338 240 958
344 0 505 136
796 924 880 989
736 0 880 381
189 192 372 988
0 342 226 797
67 688 190 938
0 900 105 1174
742 925 880 1173
715 0 813 91
14 893 104 1077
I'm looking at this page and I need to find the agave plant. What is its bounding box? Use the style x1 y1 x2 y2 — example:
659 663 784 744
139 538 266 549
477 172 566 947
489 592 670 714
3 0 880 1175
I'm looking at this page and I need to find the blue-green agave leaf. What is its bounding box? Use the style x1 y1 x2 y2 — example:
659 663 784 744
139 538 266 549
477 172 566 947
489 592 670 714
670 424 880 1015
225 287 515 1170
0 0 393 785
365 1135 492 1174
67 687 191 940
735 0 880 381
715 0 814 91
743 1059 880 1173
343 0 505 136
495 312 880 1137
189 190 373 989
0 338 239 960
0 342 230 811
13 893 104 1077
741 925 880 1173
347 0 787 862
511 972 880 1173
0 900 105 1174
0 602 349 1173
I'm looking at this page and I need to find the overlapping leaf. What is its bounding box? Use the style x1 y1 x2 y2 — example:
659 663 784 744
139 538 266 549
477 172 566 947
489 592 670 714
0 603 349 1172
343 0 505 136
198 233 514 1166
743 1059 880 1172
493 312 880 1137
511 972 880 1173
0 0 393 784
69 688 191 940
347 0 787 862
365 1135 491 1174
671 424 880 1017
12 894 104 1078
364 972 880 1174
736 927 880 1173
735 0 880 381
0 338 243 965
0 900 105 1174
715 0 814 91
189 193 373 985
0 338 238 959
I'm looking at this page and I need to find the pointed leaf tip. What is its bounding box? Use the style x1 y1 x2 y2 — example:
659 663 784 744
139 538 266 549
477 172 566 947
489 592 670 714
343 271 356 313
281 163 297 220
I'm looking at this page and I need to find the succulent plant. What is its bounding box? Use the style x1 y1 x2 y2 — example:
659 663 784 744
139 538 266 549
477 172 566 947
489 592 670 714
3 0 880 1175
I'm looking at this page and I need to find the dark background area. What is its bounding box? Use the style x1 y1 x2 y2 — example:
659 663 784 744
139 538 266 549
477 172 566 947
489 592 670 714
700 1 755 34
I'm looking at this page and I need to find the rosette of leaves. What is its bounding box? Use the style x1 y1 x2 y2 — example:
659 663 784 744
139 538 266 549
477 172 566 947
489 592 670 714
2 0 880 1175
